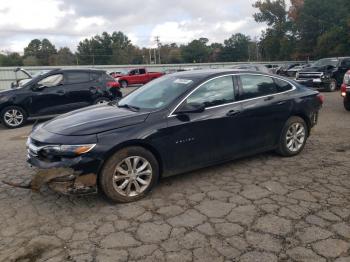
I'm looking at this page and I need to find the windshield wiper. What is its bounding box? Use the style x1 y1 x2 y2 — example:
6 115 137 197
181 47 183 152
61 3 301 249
117 103 140 112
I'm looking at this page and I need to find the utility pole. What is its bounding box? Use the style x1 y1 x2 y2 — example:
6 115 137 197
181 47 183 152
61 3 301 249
155 36 161 64
154 48 157 64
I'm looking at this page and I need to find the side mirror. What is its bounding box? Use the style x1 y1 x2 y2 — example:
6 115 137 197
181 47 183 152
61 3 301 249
175 103 205 114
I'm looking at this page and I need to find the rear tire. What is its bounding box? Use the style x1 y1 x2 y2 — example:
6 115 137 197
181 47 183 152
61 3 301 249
276 116 308 157
1 106 27 129
99 146 159 203
344 96 350 111
120 80 128 88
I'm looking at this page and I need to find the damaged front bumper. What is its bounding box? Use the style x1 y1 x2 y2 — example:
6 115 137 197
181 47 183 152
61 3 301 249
3 152 100 195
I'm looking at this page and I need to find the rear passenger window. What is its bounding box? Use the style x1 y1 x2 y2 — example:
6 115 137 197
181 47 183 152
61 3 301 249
239 75 276 100
274 78 293 92
91 72 102 82
65 72 90 84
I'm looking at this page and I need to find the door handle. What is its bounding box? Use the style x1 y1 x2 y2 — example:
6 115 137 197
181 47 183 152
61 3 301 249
56 90 65 95
264 96 274 101
226 110 241 117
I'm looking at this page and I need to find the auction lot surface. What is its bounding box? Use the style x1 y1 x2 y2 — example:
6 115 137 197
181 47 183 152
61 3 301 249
0 92 349 262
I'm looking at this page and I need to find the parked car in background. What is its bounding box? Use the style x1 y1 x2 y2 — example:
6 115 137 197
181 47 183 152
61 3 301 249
265 64 280 74
296 57 350 92
341 70 350 111
231 64 270 74
277 63 304 76
286 64 310 78
22 69 323 202
109 70 128 78
112 68 164 88
0 69 121 128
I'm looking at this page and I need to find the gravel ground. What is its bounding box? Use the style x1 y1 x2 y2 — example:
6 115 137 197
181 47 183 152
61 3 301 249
0 92 349 262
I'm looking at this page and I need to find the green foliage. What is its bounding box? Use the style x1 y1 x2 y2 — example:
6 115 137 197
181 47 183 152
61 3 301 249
24 38 57 65
181 38 210 63
220 33 251 62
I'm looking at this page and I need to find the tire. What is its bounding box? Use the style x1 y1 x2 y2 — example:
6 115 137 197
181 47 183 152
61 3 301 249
94 97 110 105
276 116 308 157
120 80 128 88
344 96 350 111
327 78 338 92
99 146 159 203
1 106 27 129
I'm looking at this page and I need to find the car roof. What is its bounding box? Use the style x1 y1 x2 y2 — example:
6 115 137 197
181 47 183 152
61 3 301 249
170 68 274 79
50 68 107 74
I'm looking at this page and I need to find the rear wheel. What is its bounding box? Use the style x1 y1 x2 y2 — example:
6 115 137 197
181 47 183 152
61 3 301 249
120 80 128 88
99 146 159 203
344 96 350 111
276 116 308 157
1 106 27 128
327 78 338 92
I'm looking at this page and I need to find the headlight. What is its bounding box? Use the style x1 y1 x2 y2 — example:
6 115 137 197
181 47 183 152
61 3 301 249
41 144 96 157
115 77 120 81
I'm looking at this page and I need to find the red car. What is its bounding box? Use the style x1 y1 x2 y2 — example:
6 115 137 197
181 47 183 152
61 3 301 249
113 68 164 88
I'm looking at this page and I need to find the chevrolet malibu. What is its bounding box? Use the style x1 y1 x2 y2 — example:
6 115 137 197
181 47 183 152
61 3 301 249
22 70 323 202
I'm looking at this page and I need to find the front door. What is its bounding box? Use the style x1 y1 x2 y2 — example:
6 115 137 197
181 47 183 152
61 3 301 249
165 75 244 175
29 73 69 116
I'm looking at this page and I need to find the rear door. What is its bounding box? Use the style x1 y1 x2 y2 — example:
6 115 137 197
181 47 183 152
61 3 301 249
63 71 94 111
237 74 294 151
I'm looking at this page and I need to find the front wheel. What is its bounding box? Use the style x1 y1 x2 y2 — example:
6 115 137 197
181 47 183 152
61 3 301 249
99 146 159 203
120 80 128 88
94 97 110 104
344 96 350 111
327 78 338 92
276 116 308 157
1 106 27 128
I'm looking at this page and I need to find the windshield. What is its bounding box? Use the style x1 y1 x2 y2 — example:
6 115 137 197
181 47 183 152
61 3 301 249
313 58 339 67
118 75 195 110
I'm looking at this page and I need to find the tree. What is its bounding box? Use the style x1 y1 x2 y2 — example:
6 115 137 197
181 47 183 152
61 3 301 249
50 47 76 65
0 52 23 66
253 0 296 60
220 33 251 62
181 38 210 63
23 39 57 65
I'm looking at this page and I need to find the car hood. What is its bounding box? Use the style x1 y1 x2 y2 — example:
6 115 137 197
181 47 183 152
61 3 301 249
42 104 150 136
299 66 330 73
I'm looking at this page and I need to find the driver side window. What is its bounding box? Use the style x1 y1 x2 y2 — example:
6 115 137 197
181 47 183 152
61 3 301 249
186 76 234 108
38 74 63 87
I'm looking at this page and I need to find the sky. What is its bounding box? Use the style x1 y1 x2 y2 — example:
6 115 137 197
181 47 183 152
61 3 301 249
0 0 267 53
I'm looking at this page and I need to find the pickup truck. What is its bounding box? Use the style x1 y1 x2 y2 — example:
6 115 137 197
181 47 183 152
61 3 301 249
113 68 164 88
341 70 350 111
296 57 350 92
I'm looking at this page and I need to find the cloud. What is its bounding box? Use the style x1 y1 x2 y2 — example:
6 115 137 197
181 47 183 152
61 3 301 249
0 0 266 53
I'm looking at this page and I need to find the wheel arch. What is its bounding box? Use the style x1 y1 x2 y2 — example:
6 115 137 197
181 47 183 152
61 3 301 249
290 112 311 135
100 140 164 179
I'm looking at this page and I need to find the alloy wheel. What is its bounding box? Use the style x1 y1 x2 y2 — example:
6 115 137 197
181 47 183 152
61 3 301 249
112 156 152 197
286 123 306 152
4 109 24 127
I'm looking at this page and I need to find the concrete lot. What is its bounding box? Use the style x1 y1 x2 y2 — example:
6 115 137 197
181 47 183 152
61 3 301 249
0 92 349 262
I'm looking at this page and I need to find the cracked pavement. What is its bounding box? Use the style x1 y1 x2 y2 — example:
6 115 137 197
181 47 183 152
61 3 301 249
0 92 349 262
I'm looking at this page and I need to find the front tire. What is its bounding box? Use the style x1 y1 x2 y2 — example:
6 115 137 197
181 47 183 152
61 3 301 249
276 116 308 157
344 96 350 111
1 106 27 129
120 80 128 88
99 146 159 203
94 97 110 104
327 78 338 92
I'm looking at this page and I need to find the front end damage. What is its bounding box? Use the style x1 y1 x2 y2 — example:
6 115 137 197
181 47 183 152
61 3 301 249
3 167 98 195
3 137 100 195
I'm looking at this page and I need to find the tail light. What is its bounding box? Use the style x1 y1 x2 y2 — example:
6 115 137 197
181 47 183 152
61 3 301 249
317 93 324 104
341 84 347 97
344 70 350 85
107 81 119 88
